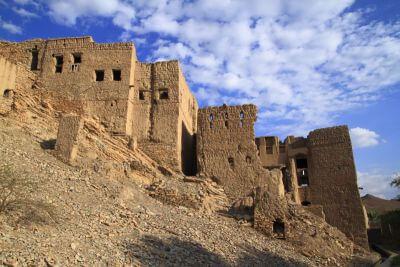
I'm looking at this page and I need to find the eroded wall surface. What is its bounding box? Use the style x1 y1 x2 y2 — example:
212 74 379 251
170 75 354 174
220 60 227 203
0 56 16 95
0 37 199 175
307 126 368 247
131 60 198 174
197 104 271 198
55 115 83 164
0 56 17 114
36 37 136 135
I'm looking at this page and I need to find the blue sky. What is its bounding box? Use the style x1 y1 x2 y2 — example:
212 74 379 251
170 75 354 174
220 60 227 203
0 0 399 199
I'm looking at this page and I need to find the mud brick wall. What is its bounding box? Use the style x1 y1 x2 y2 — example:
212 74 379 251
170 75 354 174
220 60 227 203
34 37 137 134
197 104 272 198
131 62 152 141
132 61 198 174
0 56 17 114
55 115 83 164
307 125 368 248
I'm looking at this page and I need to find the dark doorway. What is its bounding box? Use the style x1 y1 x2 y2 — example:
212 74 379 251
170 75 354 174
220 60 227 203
181 121 196 176
273 218 285 239
31 49 39 70
296 157 309 186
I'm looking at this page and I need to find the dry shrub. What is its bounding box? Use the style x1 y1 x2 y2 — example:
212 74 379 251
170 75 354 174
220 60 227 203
0 164 57 225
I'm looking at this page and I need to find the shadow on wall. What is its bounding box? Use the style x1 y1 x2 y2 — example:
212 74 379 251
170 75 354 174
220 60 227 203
123 235 309 266
181 121 196 176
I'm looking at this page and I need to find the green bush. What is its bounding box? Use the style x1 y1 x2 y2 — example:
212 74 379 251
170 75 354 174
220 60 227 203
0 164 57 225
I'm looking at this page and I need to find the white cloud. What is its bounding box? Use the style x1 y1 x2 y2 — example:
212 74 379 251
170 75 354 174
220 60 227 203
13 7 39 18
45 0 135 31
358 170 398 199
350 127 380 148
13 0 31 4
0 18 22 34
35 0 400 136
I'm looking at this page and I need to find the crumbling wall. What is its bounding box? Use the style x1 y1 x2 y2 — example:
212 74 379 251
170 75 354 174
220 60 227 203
177 65 198 175
131 62 152 141
1 37 199 175
134 60 198 175
55 115 83 164
307 126 368 248
0 39 46 71
253 170 289 238
197 104 271 198
32 37 136 134
0 56 17 114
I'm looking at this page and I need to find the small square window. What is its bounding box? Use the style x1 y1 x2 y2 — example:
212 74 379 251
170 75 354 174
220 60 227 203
73 53 81 64
159 89 169 100
113 69 121 81
55 66 62 73
55 56 63 65
139 90 145 100
95 70 104 81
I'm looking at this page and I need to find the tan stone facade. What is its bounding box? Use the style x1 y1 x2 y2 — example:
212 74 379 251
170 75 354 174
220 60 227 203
0 36 368 248
255 126 368 247
55 115 83 164
196 104 277 198
0 37 198 175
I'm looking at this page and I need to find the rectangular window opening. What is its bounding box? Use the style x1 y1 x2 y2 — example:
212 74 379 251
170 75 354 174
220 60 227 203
113 69 121 81
139 90 145 100
159 89 169 100
95 70 104 81
73 53 82 64
55 55 63 73
31 50 39 70
55 56 63 65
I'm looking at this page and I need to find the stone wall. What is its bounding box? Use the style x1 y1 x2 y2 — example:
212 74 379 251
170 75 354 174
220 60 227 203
131 60 198 175
0 56 17 114
307 126 368 247
197 104 272 198
55 115 83 164
0 37 199 175
35 37 136 135
131 62 152 141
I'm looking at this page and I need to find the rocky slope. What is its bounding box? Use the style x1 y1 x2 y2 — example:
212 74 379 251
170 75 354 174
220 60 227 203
0 83 378 266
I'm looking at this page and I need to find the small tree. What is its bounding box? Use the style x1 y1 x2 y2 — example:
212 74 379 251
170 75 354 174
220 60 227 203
390 172 400 200
0 164 57 225
391 172 400 188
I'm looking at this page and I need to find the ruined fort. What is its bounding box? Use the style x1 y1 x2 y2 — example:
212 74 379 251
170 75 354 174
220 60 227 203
0 37 369 249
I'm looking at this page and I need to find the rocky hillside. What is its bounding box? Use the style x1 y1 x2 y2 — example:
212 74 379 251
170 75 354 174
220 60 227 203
0 83 378 266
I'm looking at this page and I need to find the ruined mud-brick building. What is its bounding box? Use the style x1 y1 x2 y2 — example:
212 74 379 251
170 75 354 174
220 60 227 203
255 127 369 246
0 36 198 175
0 36 367 247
